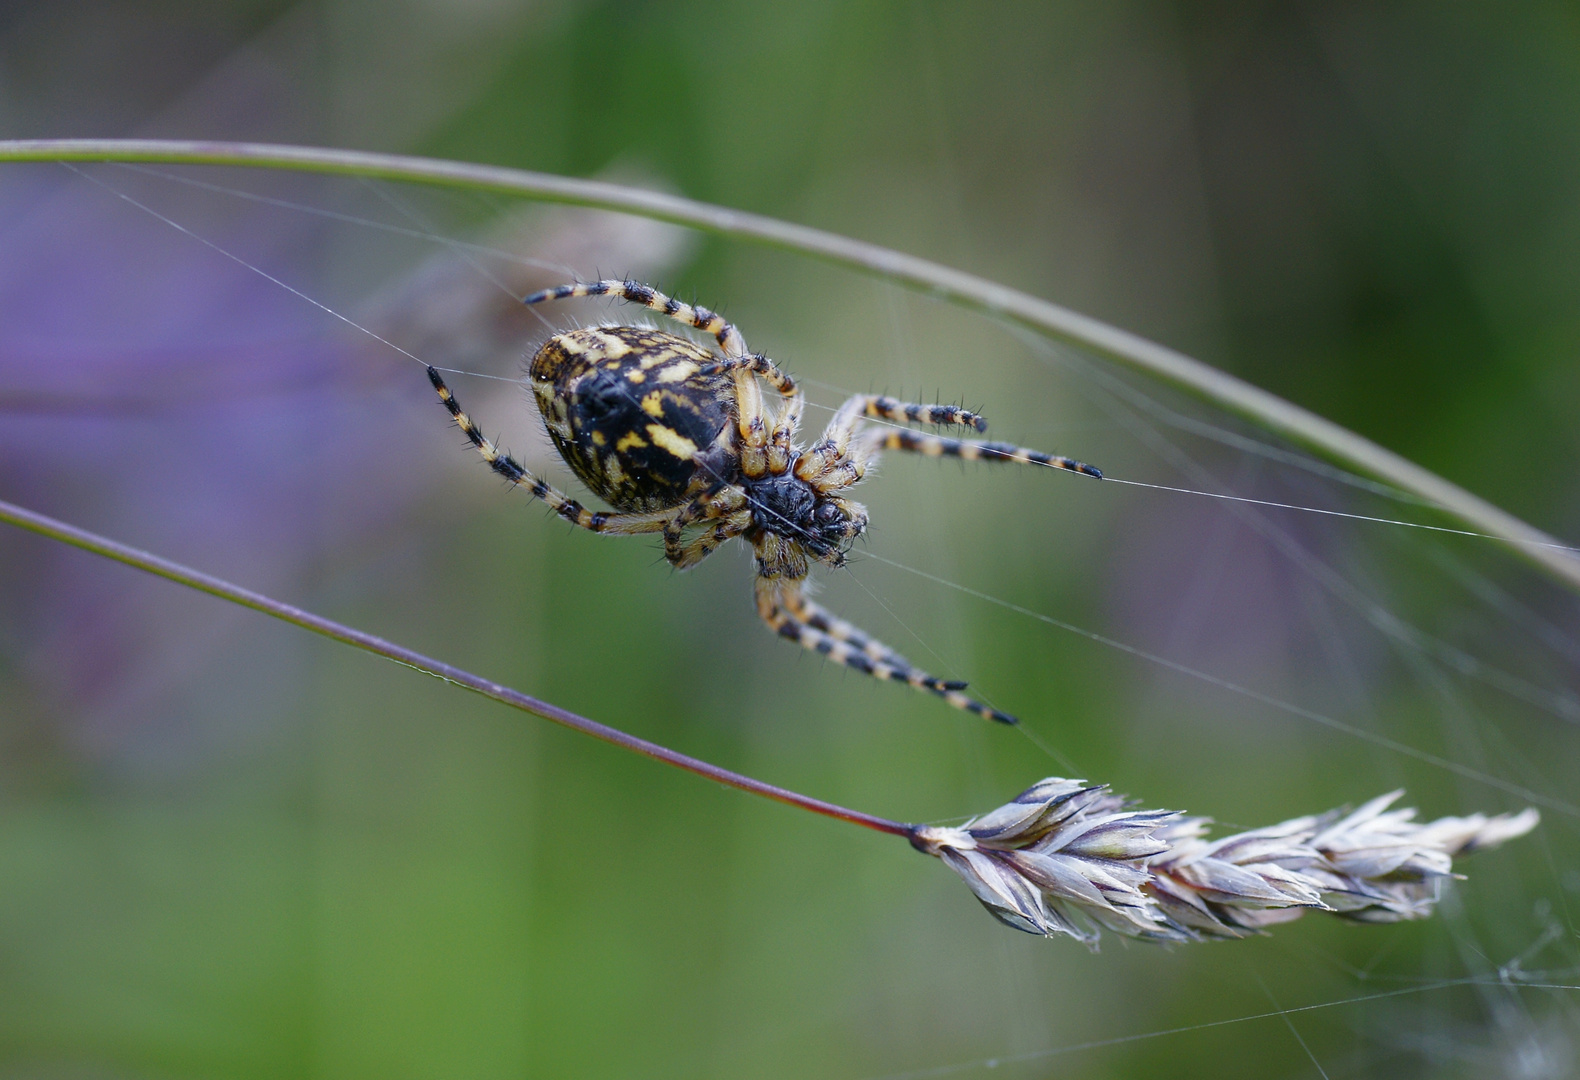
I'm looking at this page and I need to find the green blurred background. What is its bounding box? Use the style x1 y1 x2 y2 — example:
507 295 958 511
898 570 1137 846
1 2 1578 1077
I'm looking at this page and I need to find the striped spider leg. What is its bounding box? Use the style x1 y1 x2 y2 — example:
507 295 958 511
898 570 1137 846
764 392 1103 725
747 391 1029 723
428 365 677 537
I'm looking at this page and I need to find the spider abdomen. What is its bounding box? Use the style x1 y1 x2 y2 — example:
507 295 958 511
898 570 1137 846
530 326 738 512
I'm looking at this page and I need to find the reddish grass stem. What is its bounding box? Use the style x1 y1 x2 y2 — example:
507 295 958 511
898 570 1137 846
0 497 910 838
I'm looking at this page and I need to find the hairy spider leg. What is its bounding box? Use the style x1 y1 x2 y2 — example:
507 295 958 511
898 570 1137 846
798 393 987 488
671 509 754 569
857 394 988 431
428 366 678 534
831 393 987 450
767 385 804 476
696 352 800 398
522 279 747 356
782 588 943 678
662 484 749 567
859 428 1104 480
734 366 771 479
799 448 868 495
754 575 1018 725
711 357 803 481
697 354 806 476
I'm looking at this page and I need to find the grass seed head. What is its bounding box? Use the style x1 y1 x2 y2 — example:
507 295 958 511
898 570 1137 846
913 779 1540 947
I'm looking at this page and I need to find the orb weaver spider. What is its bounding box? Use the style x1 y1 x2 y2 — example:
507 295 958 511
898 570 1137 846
428 280 1101 724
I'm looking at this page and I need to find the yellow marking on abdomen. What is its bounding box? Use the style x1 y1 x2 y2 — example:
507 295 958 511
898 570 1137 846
654 360 700 383
639 346 682 369
587 330 633 358
646 424 699 460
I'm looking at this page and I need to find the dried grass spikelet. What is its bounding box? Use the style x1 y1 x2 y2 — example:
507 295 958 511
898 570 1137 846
909 778 1539 948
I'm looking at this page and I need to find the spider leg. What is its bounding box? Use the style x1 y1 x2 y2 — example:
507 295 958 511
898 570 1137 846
669 509 753 569
860 429 1103 479
753 575 1018 725
850 394 988 432
695 353 805 476
705 359 799 480
522 279 747 357
767 386 804 476
697 352 798 397
663 485 748 567
781 590 918 674
797 393 985 488
734 367 770 479
429 367 675 535
829 394 985 451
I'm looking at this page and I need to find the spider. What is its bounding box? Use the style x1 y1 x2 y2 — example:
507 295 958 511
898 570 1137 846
427 280 1101 724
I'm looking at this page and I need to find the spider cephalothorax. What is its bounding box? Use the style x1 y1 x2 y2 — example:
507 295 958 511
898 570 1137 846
428 279 1101 724
742 471 866 566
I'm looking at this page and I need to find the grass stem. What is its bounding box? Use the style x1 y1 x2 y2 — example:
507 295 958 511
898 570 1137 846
0 496 911 838
2 138 1575 590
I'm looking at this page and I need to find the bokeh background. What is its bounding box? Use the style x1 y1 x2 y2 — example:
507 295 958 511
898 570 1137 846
2 2 1579 1077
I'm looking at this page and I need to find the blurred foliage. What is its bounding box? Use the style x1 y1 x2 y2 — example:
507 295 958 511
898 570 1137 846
1 1 1577 1078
